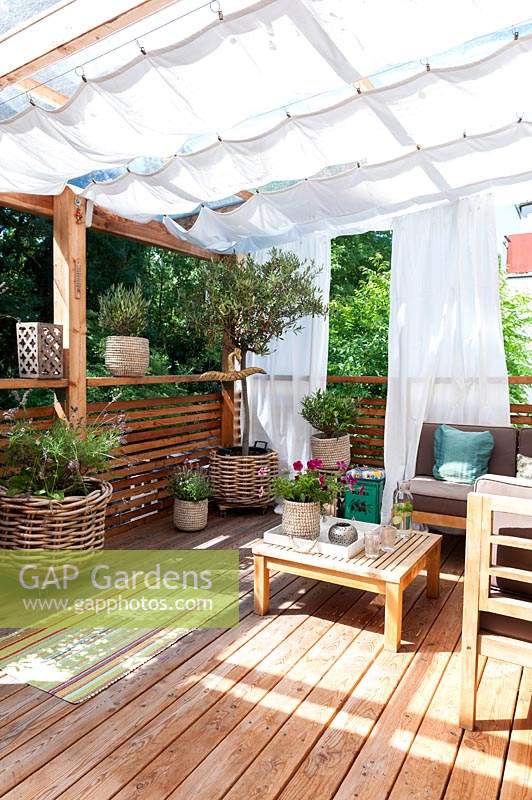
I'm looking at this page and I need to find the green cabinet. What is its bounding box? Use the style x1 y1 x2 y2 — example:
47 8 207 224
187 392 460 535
344 478 384 524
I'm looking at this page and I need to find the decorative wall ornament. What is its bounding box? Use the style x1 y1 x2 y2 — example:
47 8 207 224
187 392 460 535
16 322 64 379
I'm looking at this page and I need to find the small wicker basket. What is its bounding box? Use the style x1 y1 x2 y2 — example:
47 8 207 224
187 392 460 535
173 498 209 532
282 500 321 539
209 449 278 507
0 479 112 551
105 336 149 377
310 433 351 469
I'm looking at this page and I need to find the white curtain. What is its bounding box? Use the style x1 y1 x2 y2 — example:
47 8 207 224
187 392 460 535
382 194 510 518
247 234 331 469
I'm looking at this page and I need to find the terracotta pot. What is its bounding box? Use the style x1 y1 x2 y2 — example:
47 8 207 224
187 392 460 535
173 498 209 532
310 433 351 469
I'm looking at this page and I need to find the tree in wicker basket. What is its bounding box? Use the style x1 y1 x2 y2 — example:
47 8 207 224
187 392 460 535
168 462 212 532
0 410 124 550
300 389 358 470
190 249 327 510
98 282 150 377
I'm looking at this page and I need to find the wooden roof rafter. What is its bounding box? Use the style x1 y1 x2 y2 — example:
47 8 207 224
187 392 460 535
0 192 218 260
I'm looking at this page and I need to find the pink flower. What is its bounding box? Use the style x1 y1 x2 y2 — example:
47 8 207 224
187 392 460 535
257 486 265 498
319 474 326 487
256 466 269 477
292 460 304 472
358 486 365 495
307 458 324 470
335 460 348 471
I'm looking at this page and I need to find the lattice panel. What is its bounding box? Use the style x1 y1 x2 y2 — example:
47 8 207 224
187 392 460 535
16 322 63 378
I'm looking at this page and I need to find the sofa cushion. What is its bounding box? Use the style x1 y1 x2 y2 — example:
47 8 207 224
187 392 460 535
410 475 472 502
416 423 517 478
411 492 467 523
517 453 532 479
433 424 494 484
518 427 532 458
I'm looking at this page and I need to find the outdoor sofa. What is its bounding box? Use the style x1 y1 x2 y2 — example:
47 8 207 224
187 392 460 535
409 422 532 531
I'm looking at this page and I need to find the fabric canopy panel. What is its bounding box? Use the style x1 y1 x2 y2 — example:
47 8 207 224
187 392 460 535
247 234 331 469
382 194 510 519
81 33 532 220
1 0 532 200
164 122 532 251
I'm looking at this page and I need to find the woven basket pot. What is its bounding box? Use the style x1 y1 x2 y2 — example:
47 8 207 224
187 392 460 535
310 433 351 469
173 498 209 532
0 479 113 551
105 336 149 377
209 449 278 507
282 500 321 540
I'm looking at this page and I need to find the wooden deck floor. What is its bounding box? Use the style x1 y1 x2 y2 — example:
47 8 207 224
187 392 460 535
0 510 530 800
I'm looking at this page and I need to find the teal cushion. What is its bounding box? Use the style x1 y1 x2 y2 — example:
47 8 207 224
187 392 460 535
433 424 494 484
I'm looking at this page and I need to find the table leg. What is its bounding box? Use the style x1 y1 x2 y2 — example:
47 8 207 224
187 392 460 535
254 555 270 615
384 583 403 652
426 540 441 599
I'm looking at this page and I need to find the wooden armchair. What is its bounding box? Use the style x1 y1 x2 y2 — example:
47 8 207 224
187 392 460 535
460 483 532 729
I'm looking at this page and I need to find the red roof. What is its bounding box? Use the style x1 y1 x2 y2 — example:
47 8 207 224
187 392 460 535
506 233 532 274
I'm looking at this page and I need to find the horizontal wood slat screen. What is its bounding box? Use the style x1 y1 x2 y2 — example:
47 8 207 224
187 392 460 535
90 393 222 536
349 396 386 466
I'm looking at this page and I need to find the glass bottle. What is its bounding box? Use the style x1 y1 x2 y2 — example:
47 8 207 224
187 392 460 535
391 481 413 537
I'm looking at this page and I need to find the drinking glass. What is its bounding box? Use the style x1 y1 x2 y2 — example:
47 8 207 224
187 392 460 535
380 524 397 551
364 529 381 558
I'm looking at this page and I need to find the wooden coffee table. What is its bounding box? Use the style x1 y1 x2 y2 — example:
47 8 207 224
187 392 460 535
252 528 442 651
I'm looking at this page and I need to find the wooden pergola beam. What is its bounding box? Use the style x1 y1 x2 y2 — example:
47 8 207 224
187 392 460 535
0 0 182 90
0 192 215 259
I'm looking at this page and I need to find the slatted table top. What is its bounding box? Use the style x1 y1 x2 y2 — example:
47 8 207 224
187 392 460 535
252 529 442 584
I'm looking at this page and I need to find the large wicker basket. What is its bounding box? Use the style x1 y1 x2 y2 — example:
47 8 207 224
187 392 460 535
282 500 321 539
173 498 209 532
0 479 113 551
209 449 278 507
105 336 149 377
311 433 351 469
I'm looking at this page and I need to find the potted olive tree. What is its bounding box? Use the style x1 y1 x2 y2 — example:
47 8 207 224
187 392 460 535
168 462 212 532
98 282 150 377
190 248 327 509
300 389 358 469
0 411 123 550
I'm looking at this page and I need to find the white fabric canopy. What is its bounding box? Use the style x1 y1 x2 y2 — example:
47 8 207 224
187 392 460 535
80 33 532 220
247 234 331 469
382 195 510 519
164 121 532 251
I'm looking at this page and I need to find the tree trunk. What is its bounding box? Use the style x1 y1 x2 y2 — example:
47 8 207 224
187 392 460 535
240 348 250 456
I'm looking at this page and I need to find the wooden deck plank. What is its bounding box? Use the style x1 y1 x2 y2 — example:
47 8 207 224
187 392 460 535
443 658 522 800
277 542 464 800
0 513 527 800
496 668 532 800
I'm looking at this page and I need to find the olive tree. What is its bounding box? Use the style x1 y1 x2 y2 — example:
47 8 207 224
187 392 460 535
192 249 327 455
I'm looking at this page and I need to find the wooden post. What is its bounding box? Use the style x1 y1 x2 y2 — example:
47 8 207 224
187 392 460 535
53 188 87 423
220 343 236 448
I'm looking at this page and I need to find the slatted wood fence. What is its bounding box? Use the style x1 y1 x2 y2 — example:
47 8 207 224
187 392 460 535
0 393 223 537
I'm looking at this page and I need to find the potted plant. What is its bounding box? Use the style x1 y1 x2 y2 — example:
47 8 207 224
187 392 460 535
300 389 358 469
274 458 345 542
168 462 212 532
98 282 150 377
191 248 327 509
0 411 123 550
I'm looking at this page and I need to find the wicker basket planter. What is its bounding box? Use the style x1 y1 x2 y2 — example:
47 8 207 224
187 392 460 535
282 500 321 540
209 449 278 508
173 498 209 532
0 479 112 551
105 336 149 377
311 433 351 469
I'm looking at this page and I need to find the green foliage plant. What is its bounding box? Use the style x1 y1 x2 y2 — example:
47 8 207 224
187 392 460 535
300 389 358 437
1 411 124 500
188 249 327 455
98 282 149 338
168 462 212 502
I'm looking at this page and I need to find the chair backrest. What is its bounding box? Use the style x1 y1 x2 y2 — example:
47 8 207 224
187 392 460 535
415 423 517 477
465 491 532 631
519 427 532 458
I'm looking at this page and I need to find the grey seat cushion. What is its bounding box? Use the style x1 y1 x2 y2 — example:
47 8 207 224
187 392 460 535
410 476 472 502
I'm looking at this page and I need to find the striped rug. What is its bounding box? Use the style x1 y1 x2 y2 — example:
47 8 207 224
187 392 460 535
0 623 191 703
